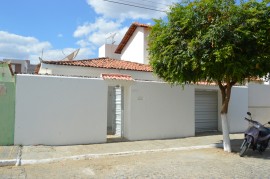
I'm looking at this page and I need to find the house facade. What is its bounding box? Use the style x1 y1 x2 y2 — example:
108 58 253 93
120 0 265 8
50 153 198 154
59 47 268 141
12 22 269 146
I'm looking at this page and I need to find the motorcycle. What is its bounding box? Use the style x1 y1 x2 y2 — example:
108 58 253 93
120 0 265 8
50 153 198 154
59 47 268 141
239 112 270 157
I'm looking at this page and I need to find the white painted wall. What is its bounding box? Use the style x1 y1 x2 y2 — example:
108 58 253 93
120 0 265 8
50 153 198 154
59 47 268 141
143 29 150 64
120 27 148 64
228 86 249 133
248 84 270 125
15 74 107 145
39 63 160 81
126 81 195 140
99 44 121 59
14 73 252 146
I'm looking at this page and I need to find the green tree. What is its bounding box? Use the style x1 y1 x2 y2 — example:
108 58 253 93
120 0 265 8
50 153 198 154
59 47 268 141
148 0 270 152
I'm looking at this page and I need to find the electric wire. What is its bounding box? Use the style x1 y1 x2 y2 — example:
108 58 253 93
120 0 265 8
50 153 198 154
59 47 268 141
116 0 165 9
118 0 171 8
103 0 168 12
141 0 172 6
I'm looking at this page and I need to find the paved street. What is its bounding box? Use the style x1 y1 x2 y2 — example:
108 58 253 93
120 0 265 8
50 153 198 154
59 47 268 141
1 134 270 178
1 146 270 178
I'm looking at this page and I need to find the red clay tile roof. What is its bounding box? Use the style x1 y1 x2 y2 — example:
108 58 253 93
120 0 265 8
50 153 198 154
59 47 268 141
115 22 151 54
42 57 152 72
101 73 133 81
196 81 217 85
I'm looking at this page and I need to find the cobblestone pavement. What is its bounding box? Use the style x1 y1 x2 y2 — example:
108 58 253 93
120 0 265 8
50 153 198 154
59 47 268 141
0 147 269 179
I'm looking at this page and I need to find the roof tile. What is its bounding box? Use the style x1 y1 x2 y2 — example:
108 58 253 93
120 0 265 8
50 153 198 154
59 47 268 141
101 73 133 81
42 57 152 72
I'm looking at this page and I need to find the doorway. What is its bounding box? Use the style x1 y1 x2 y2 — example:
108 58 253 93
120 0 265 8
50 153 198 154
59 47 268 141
195 90 218 133
107 86 124 141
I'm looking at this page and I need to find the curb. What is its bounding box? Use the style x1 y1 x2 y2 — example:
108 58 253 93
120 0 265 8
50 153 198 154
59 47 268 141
0 160 17 167
0 143 223 167
0 146 22 167
19 143 223 166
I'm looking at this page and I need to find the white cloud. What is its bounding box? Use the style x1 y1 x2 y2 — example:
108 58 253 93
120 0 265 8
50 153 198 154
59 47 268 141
76 39 91 47
74 18 122 39
58 34 63 38
73 23 93 38
0 31 51 62
87 0 177 21
74 18 128 49
0 31 93 64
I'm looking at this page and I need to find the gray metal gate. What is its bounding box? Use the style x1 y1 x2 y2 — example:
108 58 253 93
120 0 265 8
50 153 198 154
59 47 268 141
195 90 218 132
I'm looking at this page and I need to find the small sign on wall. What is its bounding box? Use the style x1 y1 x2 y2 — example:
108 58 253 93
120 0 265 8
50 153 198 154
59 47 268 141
0 84 6 96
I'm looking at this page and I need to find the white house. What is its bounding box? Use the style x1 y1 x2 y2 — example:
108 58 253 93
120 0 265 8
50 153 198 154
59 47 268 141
13 22 255 145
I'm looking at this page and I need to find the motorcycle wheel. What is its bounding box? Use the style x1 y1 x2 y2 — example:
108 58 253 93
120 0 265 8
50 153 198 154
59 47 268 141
239 138 251 157
259 141 268 152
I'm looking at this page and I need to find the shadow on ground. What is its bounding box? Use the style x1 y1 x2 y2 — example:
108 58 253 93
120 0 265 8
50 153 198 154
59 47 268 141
195 131 222 137
217 139 270 160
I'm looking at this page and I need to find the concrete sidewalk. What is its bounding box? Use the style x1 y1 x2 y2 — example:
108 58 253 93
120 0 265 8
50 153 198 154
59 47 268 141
0 133 243 167
0 146 20 167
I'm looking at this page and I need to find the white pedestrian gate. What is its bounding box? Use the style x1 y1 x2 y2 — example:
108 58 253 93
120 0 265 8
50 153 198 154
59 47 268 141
115 87 123 136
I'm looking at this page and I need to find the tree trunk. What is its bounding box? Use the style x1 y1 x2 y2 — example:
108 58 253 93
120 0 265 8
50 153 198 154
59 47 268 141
221 113 231 152
218 81 235 152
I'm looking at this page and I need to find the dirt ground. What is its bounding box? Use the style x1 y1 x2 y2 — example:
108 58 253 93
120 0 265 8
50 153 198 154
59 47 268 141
1 147 270 179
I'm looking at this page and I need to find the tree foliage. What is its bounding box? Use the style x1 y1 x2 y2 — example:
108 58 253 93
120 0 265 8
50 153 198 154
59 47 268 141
149 0 270 152
149 0 270 86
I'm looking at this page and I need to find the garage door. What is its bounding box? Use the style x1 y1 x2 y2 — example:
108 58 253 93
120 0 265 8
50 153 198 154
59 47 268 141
195 90 218 132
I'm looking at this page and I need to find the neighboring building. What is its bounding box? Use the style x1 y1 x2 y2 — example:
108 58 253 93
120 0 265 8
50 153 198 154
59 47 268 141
0 61 14 82
3 59 36 74
0 61 15 145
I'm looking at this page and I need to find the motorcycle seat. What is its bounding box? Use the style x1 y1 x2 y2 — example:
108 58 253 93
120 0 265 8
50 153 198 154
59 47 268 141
259 127 270 136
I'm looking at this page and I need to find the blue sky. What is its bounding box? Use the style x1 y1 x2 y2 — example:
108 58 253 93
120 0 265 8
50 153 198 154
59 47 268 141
0 0 177 64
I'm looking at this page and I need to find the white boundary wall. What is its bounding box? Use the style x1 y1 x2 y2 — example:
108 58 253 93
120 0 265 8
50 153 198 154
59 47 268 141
126 81 195 140
228 86 248 133
15 75 107 145
248 84 270 125
14 74 253 146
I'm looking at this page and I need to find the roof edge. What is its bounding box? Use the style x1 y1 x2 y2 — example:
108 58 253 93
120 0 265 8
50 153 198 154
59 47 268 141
114 22 151 54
